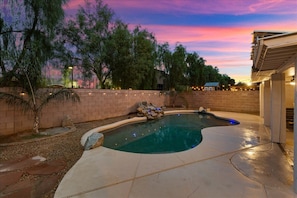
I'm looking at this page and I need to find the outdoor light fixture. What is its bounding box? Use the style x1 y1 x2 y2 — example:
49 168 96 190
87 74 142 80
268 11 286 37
68 66 74 88
290 76 295 85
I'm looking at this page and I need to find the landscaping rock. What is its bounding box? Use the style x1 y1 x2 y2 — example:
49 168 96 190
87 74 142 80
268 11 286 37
84 133 104 150
198 106 207 113
137 101 164 120
62 115 75 128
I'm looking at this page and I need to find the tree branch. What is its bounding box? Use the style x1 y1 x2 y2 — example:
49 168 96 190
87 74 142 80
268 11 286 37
13 5 39 72
0 30 25 35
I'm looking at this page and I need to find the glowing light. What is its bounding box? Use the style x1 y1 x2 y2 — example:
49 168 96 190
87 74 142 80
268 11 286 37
246 151 255 156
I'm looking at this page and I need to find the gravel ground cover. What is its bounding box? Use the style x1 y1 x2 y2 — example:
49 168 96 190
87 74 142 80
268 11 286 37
0 114 135 198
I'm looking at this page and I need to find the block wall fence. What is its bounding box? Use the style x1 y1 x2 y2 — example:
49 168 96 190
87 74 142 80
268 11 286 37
0 88 259 136
173 91 259 114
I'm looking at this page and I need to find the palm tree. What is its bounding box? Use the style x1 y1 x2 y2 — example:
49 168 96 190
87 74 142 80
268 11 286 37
0 87 80 133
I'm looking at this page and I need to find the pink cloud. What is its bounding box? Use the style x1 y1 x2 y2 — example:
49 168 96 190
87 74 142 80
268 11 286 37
106 0 297 15
205 55 251 66
133 24 252 49
131 21 295 82
135 18 296 52
60 0 296 83
63 0 84 9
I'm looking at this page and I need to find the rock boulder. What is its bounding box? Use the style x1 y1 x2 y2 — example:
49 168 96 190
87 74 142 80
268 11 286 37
84 133 104 150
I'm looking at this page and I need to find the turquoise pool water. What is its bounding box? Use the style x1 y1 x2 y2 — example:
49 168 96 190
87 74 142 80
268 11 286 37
103 113 239 154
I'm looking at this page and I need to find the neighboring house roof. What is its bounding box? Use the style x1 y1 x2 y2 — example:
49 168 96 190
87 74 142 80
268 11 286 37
204 82 219 87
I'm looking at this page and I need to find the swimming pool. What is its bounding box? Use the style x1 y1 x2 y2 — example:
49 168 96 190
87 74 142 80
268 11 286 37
103 113 239 154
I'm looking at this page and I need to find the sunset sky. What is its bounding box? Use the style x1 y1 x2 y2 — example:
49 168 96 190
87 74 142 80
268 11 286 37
65 0 297 83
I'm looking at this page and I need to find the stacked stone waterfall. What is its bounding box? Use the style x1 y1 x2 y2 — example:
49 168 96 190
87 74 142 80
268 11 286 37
137 101 164 120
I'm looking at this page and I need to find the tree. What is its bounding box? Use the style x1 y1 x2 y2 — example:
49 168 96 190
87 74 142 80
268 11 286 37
0 0 68 88
169 44 187 90
106 20 133 89
202 65 235 89
156 42 172 90
0 0 81 133
203 65 220 83
131 26 157 89
0 85 80 133
219 74 235 89
107 24 157 89
186 52 206 86
59 0 115 89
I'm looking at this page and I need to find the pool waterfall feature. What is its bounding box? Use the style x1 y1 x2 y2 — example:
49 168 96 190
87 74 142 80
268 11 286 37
81 110 239 153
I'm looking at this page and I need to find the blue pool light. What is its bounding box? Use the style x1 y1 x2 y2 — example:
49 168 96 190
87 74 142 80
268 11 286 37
229 119 239 125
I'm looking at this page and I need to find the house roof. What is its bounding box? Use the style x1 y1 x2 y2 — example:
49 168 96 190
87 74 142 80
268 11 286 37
204 82 219 87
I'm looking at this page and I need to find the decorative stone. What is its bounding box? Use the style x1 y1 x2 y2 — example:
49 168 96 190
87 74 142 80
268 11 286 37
84 133 104 150
62 115 74 128
136 101 164 120
198 106 206 113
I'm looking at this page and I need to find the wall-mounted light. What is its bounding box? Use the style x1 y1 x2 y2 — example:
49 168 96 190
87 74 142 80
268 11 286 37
290 76 295 85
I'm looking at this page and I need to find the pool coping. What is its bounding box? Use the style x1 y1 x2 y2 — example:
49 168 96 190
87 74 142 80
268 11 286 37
80 109 239 148
55 111 295 198
80 110 207 147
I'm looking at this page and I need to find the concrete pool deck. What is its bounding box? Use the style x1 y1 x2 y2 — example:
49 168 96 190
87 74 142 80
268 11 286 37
54 111 294 198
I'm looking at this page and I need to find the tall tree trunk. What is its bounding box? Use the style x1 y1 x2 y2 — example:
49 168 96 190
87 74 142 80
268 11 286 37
33 112 39 133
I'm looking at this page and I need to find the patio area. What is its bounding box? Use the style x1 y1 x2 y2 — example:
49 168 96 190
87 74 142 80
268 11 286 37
55 111 294 198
